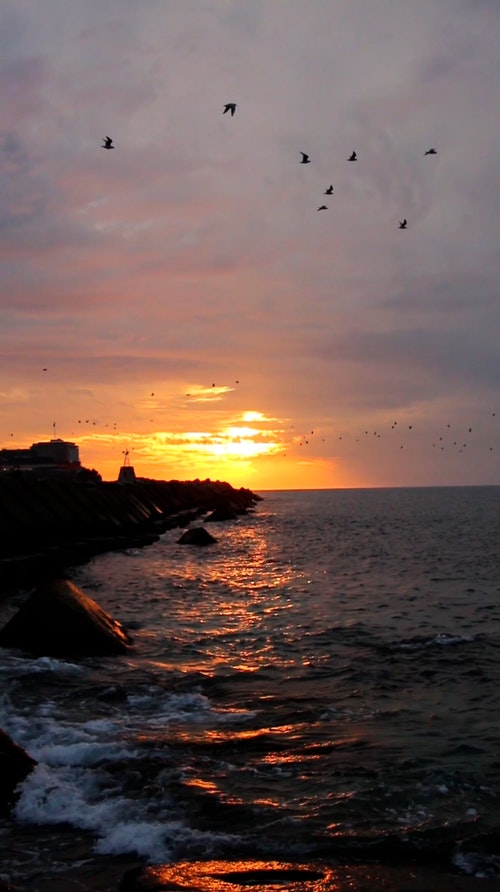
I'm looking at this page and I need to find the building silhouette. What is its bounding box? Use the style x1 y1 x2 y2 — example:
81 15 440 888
0 438 82 477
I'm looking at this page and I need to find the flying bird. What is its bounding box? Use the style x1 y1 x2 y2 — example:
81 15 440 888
324 185 334 194
223 103 237 116
348 151 357 161
399 219 408 229
300 152 311 164
317 205 328 211
102 136 114 149
424 148 437 155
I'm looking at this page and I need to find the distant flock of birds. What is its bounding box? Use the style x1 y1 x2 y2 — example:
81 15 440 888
101 105 438 229
299 145 437 222
10 387 493 458
293 415 496 456
7 114 488 461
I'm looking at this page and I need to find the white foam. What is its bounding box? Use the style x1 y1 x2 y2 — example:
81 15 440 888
429 633 474 646
452 848 500 878
94 819 177 860
14 763 119 829
0 711 137 766
36 739 134 766
95 820 239 862
127 690 213 726
82 717 122 733
14 763 240 862
125 689 255 727
399 633 475 650
1 682 255 777
0 653 84 676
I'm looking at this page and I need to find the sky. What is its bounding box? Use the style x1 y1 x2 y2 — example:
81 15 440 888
1 0 498 490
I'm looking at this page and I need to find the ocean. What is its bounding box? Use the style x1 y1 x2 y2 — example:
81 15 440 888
0 486 499 890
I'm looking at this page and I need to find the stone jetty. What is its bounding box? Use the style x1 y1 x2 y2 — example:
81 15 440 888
0 475 260 594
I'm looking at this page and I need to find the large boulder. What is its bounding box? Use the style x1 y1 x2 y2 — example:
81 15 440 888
205 504 238 522
0 578 133 658
119 861 331 891
177 527 217 546
0 728 37 810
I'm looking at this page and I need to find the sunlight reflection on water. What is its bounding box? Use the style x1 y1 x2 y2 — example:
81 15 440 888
52 488 500 855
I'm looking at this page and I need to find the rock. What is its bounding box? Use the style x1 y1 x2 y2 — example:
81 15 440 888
119 859 500 892
0 728 37 810
119 861 331 891
0 578 133 658
205 505 238 522
177 527 217 546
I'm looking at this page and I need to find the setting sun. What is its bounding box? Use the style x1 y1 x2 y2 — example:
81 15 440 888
241 412 266 423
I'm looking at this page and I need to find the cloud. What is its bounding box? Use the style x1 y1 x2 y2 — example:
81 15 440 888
0 0 498 486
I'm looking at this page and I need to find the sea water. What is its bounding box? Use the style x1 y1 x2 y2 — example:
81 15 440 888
0 486 499 886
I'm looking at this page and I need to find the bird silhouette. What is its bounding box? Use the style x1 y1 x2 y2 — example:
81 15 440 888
399 219 407 229
348 151 357 161
300 152 311 164
324 185 334 194
223 103 237 116
317 205 328 211
102 136 114 149
424 148 437 155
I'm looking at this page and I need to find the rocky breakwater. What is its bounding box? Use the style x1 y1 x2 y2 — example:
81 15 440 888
0 474 260 593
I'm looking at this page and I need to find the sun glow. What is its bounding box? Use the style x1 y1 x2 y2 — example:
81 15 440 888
208 438 277 459
51 405 345 489
242 411 266 422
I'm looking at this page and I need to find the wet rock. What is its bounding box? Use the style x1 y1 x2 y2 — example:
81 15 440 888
119 860 500 892
119 860 329 891
205 504 238 522
0 578 133 658
0 728 37 810
177 527 218 546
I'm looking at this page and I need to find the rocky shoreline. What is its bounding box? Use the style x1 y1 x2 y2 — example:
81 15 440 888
1 479 498 891
0 474 261 595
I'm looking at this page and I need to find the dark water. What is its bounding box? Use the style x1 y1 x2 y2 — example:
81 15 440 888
1 487 499 886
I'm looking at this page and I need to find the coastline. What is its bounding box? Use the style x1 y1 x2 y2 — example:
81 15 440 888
0 475 260 595
1 485 498 891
